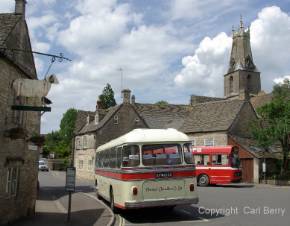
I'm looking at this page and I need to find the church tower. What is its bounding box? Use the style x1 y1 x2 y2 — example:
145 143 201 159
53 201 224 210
224 18 261 100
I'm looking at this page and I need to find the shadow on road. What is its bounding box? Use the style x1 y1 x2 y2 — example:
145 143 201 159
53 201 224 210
38 185 95 201
12 209 104 226
118 205 224 224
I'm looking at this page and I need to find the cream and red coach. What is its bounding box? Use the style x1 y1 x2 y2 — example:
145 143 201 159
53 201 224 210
95 129 199 211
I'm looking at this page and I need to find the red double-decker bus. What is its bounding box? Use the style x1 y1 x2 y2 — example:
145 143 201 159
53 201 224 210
192 146 242 186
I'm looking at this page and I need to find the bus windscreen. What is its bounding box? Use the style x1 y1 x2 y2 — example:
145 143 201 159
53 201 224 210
142 144 182 166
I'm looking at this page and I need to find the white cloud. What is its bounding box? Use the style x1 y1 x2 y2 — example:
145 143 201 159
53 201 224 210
174 6 290 96
175 32 231 96
39 0 194 133
274 75 290 84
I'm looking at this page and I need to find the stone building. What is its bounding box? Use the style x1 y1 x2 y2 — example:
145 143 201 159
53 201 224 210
74 19 275 183
0 0 41 224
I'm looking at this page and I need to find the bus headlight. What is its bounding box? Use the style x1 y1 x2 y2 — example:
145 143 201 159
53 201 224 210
189 184 195 192
132 186 138 196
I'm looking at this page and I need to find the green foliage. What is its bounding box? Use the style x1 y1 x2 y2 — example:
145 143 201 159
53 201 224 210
43 108 77 158
59 108 78 144
251 79 290 175
155 100 169 108
98 83 117 109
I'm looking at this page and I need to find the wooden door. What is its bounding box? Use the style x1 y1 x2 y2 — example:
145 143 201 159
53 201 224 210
240 158 253 183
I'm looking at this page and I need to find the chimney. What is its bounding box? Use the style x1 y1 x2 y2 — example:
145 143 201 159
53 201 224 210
131 95 135 105
15 0 26 17
96 100 104 110
121 89 131 104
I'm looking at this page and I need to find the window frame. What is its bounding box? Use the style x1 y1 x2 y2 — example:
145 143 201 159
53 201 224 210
204 138 214 146
6 168 19 197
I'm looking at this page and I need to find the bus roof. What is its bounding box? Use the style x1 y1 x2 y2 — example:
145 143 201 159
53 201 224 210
96 129 189 152
192 146 235 154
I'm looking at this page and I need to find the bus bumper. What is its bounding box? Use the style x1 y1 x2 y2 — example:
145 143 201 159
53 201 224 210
124 197 199 209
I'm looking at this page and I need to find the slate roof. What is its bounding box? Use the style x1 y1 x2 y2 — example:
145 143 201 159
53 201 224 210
183 99 245 133
74 110 95 134
0 13 37 79
76 99 247 136
229 135 282 159
250 93 272 110
78 105 121 134
134 103 189 130
0 13 21 48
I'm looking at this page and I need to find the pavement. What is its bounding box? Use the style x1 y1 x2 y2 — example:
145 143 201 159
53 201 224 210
12 171 114 226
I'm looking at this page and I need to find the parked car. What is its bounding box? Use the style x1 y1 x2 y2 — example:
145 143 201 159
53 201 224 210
38 160 49 171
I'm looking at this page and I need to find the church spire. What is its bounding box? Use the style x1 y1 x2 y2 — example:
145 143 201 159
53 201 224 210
228 18 256 73
224 18 261 100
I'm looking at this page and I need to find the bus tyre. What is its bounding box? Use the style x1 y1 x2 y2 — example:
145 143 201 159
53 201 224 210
110 189 118 213
198 174 209 187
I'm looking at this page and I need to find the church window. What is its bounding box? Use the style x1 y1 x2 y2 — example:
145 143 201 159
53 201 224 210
229 76 234 93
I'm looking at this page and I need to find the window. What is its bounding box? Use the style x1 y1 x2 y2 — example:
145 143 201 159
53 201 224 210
83 136 87 148
75 137 82 150
229 76 234 93
116 147 122 168
88 159 93 170
114 115 119 124
184 143 194 164
212 154 228 165
78 160 84 169
194 154 210 166
122 145 140 167
142 144 182 166
191 139 196 146
109 148 117 168
204 138 214 146
6 168 19 196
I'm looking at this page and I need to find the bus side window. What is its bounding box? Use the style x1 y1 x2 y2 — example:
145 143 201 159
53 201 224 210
116 147 122 168
109 148 117 168
212 154 228 165
122 145 140 167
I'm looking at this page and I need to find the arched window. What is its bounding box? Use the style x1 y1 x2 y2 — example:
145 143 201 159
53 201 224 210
247 74 251 91
229 76 234 93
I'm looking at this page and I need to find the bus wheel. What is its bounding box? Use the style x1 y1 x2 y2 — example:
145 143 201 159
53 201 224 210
198 174 209 186
110 188 118 213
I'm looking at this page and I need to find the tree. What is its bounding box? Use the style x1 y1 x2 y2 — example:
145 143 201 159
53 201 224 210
43 108 78 158
155 100 169 108
251 79 290 175
59 108 78 145
98 83 117 109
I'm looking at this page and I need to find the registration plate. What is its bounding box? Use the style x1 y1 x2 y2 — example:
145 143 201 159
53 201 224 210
156 172 172 178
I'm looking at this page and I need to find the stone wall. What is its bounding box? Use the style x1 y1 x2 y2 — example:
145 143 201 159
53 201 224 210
0 58 40 224
74 104 147 180
187 132 228 146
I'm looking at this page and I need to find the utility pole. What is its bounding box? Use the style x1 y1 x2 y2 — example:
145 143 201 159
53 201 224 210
118 67 123 91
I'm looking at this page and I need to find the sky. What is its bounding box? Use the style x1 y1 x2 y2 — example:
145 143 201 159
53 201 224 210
1 0 290 133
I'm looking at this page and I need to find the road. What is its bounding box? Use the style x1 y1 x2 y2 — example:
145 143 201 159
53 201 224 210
38 172 290 226
115 184 290 226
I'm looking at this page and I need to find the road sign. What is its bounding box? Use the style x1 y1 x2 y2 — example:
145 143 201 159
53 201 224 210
65 167 76 192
